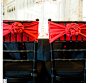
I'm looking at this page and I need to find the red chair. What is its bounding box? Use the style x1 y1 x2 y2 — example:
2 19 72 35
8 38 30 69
3 19 42 83
45 19 86 83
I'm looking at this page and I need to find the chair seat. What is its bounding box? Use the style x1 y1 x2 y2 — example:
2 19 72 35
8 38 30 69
4 61 42 77
45 61 84 76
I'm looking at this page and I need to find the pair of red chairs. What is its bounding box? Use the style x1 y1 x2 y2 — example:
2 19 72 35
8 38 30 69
3 19 86 83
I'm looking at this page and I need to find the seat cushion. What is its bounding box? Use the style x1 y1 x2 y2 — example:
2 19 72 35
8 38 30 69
45 61 84 76
4 61 42 77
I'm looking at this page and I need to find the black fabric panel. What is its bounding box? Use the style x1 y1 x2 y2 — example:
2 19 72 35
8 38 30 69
3 39 86 61
3 43 21 59
53 42 85 59
25 43 34 60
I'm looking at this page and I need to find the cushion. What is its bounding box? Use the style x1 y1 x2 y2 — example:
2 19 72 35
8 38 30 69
45 61 84 76
4 61 42 77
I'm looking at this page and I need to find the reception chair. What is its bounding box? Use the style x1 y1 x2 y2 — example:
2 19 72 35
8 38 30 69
3 19 42 83
45 19 86 83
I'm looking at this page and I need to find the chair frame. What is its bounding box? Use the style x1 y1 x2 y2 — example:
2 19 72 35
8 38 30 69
3 19 39 83
48 19 86 83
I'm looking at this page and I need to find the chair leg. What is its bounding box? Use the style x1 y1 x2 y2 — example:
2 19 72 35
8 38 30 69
50 43 55 83
84 69 86 83
84 58 86 83
33 77 37 83
51 77 54 83
33 41 37 83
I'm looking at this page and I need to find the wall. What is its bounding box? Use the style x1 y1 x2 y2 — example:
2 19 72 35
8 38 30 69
3 0 84 38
